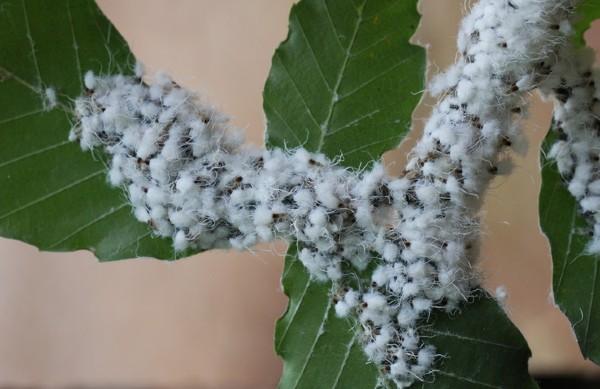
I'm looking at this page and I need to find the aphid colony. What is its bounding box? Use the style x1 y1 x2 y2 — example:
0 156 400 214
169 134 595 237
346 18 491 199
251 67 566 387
70 0 578 386
543 45 600 253
71 68 461 385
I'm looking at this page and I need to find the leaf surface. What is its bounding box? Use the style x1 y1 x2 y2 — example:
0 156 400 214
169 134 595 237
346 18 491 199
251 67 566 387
0 0 176 260
265 0 537 387
540 131 600 363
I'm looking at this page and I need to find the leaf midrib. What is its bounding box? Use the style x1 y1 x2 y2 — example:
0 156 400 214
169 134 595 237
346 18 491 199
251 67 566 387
280 3 370 388
316 0 366 152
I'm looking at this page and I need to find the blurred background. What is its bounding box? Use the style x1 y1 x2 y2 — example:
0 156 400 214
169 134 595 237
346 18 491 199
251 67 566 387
0 0 599 387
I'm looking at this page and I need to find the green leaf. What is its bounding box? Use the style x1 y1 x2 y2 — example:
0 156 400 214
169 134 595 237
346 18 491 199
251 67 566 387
276 246 380 389
539 3 600 364
0 0 176 260
265 0 536 387
264 0 423 168
421 291 538 389
573 0 600 47
540 130 600 363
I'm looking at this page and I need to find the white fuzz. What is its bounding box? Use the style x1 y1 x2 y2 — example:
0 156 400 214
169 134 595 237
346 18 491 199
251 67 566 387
69 1 580 385
495 285 508 306
540 43 600 255
84 70 96 90
44 87 57 110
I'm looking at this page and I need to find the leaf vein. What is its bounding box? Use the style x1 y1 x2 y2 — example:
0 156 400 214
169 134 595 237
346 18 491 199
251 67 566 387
282 248 301 281
582 259 599 355
343 134 401 158
275 51 323 132
66 0 84 90
21 0 43 92
317 0 367 150
424 328 520 350
336 53 418 104
556 204 578 293
264 98 304 147
331 333 357 389
325 108 381 137
0 65 42 96
48 202 129 248
294 13 334 92
112 231 152 257
0 108 45 126
351 30 401 58
291 294 333 389
436 370 503 389
323 0 345 52
277 275 313 349
0 140 71 168
0 170 105 221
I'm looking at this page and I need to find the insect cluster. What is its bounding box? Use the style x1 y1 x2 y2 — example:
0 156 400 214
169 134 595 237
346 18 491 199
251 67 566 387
69 0 582 386
544 45 600 252
70 67 462 385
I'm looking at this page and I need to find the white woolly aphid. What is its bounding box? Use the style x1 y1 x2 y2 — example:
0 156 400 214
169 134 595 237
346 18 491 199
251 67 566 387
69 0 579 386
541 44 600 253
44 87 58 110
